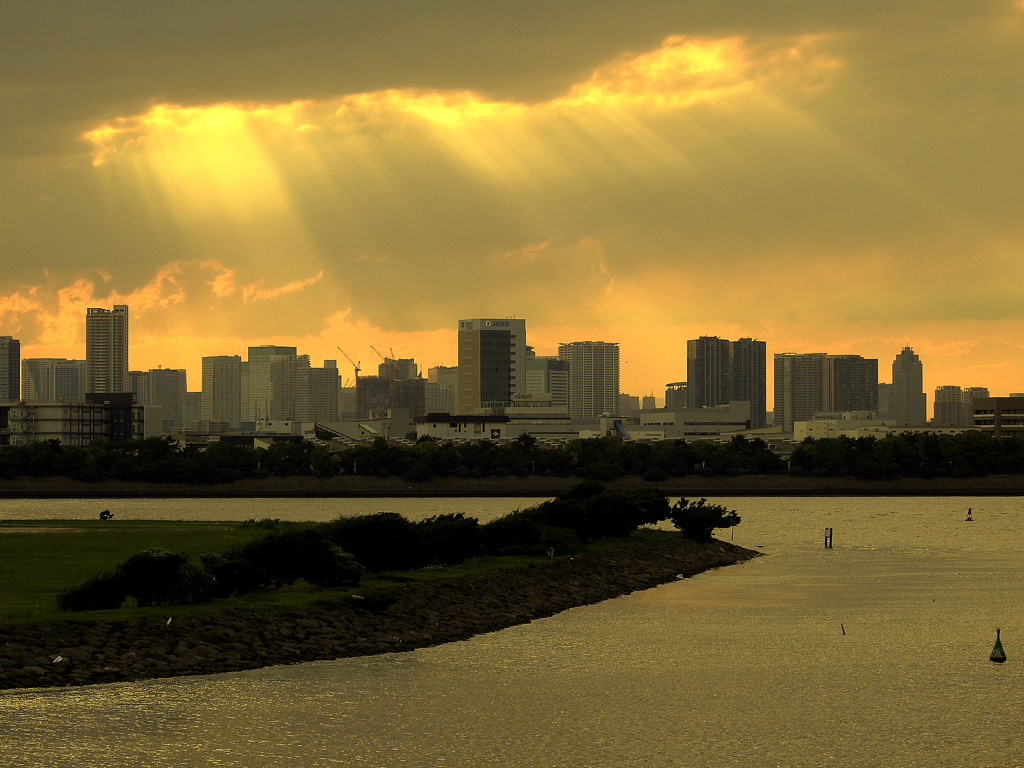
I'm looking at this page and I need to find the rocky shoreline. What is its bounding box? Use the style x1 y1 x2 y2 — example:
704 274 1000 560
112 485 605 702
0 537 759 691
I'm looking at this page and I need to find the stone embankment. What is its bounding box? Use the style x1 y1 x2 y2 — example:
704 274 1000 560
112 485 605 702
0 537 759 690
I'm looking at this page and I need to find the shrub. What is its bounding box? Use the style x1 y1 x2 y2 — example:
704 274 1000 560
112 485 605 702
416 513 483 565
538 525 583 556
114 548 214 607
642 466 668 482
322 513 423 571
668 498 741 541
481 512 543 555
56 571 126 611
223 528 363 589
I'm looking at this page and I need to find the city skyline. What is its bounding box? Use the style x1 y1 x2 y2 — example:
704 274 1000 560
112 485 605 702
5 4 1024 400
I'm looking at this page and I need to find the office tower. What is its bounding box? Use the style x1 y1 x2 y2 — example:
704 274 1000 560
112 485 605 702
426 366 459 414
525 355 569 409
828 355 879 412
22 358 87 401
558 341 620 419
0 336 21 399
202 355 242 428
774 353 830 433
687 336 731 409
891 346 927 425
296 361 340 422
963 387 990 424
641 395 656 411
242 345 298 422
877 383 892 420
665 382 688 409
730 338 767 428
457 318 527 413
86 305 128 394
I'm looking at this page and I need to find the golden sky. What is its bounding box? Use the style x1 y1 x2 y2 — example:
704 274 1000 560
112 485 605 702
4 1 1024 404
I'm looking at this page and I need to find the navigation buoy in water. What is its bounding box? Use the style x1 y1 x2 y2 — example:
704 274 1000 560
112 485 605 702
990 628 1006 663
965 508 973 522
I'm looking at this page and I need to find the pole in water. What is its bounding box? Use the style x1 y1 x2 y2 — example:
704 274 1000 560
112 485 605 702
965 508 973 522
824 527 833 548
990 628 1006 663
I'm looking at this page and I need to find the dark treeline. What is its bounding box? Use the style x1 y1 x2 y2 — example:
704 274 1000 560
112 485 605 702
3 430 1024 484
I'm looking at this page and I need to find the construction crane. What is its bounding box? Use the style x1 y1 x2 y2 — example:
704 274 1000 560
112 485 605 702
337 347 361 381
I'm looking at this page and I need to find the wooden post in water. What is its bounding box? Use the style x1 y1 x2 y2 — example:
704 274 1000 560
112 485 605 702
991 628 1007 663
824 527 833 549
965 508 973 522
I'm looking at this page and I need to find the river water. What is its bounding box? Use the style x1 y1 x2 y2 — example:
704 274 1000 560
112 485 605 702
2 496 1023 767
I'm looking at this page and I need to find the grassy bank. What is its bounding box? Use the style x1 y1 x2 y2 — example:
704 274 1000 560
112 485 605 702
0 518 682 626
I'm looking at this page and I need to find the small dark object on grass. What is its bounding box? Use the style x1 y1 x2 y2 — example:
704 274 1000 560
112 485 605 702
99 510 113 520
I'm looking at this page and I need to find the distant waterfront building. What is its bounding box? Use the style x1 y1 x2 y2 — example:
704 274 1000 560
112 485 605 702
377 358 418 381
202 355 242 429
525 348 568 411
85 305 129 394
426 366 459 415
774 352 830 433
934 385 990 426
828 355 879 412
641 395 657 411
618 394 640 418
665 382 688 410
22 358 87 401
686 336 767 428
296 361 340 422
131 368 187 433
974 396 1024 438
457 318 527 413
0 337 21 400
891 346 927 425
0 394 147 446
558 341 620 419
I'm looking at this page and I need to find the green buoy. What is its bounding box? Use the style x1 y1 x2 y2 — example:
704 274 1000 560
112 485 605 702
990 628 1006 663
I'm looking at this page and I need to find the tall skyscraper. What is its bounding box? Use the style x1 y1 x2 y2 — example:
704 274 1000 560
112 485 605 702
297 361 340 422
202 355 242 428
22 358 87 401
687 336 731 409
891 346 927 425
558 341 620 419
827 355 879 412
686 336 767 428
774 352 830 433
457 318 527 413
242 345 298 422
730 338 767 428
86 305 128 394
1 336 21 400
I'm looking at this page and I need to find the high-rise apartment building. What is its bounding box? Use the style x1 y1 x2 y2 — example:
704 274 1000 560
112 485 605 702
457 318 527 413
130 368 187 432
891 346 927 425
774 353 830 433
85 305 129 394
22 358 87 401
934 385 990 426
827 355 879 412
296 361 340 422
687 336 731 409
665 382 688 409
202 355 242 429
1 336 21 399
730 338 767 428
558 341 620 420
686 337 767 428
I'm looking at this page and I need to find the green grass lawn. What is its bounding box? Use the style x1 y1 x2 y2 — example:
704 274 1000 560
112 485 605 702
0 519 679 626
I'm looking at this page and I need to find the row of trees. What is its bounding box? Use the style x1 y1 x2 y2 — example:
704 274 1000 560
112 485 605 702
6 430 1024 485
57 484 743 611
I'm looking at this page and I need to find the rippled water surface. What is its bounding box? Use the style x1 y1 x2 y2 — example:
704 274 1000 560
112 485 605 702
3 497 1023 767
